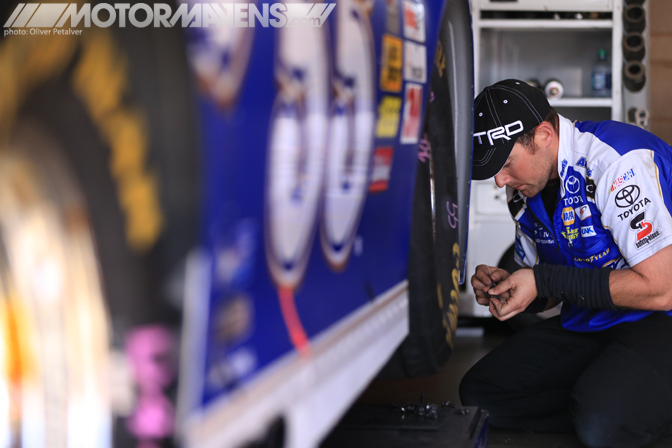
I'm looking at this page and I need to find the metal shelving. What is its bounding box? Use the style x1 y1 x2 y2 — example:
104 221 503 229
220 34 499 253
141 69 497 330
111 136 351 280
472 0 624 121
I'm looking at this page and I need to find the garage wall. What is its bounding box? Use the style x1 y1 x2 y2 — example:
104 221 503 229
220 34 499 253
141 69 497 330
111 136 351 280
650 0 672 144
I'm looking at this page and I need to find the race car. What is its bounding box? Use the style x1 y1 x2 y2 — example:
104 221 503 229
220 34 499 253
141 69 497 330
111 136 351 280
0 0 473 446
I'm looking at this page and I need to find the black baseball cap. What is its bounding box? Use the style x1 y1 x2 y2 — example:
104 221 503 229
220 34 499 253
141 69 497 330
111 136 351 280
472 79 551 180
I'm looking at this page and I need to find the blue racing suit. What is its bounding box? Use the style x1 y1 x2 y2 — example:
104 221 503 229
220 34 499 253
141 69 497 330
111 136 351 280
509 114 672 331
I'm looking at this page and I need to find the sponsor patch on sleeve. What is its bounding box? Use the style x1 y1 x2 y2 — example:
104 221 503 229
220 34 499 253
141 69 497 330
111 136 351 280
575 204 592 221
580 226 596 237
611 168 636 192
630 212 662 249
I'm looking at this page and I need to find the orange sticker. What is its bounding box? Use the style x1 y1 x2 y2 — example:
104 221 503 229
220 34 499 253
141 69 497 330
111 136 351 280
380 34 403 92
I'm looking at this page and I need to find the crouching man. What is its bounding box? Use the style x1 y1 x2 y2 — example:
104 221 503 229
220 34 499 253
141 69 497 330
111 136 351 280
460 79 672 448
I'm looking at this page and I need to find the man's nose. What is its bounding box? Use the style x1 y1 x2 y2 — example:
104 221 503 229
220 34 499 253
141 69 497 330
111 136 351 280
494 171 509 188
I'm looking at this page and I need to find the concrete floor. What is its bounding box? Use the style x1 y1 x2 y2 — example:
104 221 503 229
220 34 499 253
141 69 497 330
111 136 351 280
349 319 672 448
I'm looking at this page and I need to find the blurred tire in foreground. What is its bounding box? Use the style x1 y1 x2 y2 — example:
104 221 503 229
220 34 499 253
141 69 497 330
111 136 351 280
0 9 198 447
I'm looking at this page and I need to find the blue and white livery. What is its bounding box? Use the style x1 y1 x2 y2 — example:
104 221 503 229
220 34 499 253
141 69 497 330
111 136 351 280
510 115 672 332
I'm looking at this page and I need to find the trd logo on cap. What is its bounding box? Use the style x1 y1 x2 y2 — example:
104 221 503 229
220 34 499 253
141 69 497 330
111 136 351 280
473 120 524 146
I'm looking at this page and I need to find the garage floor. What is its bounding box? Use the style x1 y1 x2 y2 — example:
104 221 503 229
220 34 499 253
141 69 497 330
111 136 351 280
346 319 672 448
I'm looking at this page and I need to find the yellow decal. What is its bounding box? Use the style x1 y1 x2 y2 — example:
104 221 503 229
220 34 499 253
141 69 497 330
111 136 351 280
375 96 402 138
561 227 579 242
440 243 461 349
434 41 445 78
380 34 403 92
574 248 610 264
446 243 460 347
72 29 163 251
0 22 162 252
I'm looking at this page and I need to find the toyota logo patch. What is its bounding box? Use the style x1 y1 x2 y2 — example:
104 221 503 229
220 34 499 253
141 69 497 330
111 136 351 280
615 185 640 208
565 175 581 194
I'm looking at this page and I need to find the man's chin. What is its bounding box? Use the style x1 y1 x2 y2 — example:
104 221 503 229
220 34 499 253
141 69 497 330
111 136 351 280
518 186 538 197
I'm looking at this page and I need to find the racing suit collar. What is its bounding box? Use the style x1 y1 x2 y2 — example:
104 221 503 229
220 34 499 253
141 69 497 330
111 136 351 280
556 114 575 181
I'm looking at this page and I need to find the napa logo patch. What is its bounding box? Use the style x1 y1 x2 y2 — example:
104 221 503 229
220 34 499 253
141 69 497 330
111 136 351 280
562 207 575 226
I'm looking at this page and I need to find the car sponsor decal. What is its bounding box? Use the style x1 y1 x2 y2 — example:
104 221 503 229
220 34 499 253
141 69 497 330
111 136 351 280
403 40 426 83
380 34 403 92
400 82 423 144
375 96 402 138
385 0 401 34
402 0 425 43
369 147 394 192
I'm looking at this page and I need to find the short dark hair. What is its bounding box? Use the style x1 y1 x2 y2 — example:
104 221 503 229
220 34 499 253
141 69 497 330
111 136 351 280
516 107 558 150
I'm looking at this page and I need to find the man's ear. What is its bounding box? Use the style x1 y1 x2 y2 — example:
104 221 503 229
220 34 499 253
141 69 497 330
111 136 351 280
534 121 555 149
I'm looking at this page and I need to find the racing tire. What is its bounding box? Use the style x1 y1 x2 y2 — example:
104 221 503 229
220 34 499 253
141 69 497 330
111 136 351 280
378 0 474 379
0 13 198 448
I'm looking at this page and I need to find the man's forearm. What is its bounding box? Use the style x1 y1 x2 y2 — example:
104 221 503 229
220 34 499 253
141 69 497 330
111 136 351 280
533 263 672 312
533 264 616 310
609 268 672 311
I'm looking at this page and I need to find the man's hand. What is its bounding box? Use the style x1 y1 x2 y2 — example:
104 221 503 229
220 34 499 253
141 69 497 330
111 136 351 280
471 265 511 307
486 268 538 320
